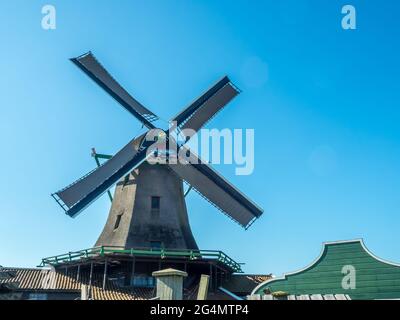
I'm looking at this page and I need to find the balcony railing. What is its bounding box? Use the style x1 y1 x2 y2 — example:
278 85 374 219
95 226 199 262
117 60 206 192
40 246 243 273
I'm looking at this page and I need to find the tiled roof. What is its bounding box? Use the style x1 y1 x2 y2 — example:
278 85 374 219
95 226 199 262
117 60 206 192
0 267 153 300
0 267 237 300
91 286 153 301
0 270 17 280
222 274 273 295
183 284 236 300
207 289 237 300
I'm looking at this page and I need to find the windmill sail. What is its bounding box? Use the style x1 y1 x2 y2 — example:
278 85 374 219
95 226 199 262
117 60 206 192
71 52 158 128
172 76 239 137
168 147 263 229
54 134 148 217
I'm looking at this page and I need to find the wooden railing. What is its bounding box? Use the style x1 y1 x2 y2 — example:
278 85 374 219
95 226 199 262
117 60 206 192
40 246 243 273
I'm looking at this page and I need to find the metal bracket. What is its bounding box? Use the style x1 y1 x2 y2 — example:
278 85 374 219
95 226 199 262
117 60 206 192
91 148 113 202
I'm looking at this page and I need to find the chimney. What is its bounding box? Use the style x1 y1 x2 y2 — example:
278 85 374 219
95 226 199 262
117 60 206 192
152 268 188 300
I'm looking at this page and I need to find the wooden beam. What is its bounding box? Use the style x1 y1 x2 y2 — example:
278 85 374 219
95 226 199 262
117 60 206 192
88 262 94 299
76 265 80 282
196 275 210 300
214 265 217 290
209 263 213 291
103 259 108 290
130 257 136 285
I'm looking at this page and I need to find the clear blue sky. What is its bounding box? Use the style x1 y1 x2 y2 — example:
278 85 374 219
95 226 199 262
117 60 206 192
1 0 399 275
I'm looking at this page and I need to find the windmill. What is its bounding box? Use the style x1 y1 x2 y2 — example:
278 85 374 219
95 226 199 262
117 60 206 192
53 52 263 250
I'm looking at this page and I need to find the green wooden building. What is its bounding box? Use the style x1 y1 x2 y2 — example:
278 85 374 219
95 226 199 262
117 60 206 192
252 239 400 300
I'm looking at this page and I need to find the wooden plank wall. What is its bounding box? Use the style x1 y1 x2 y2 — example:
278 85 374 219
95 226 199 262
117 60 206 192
253 240 400 300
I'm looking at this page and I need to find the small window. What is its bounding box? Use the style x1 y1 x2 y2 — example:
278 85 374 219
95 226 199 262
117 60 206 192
150 241 163 249
123 174 130 186
131 276 155 288
151 196 160 210
29 293 47 300
114 214 123 230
